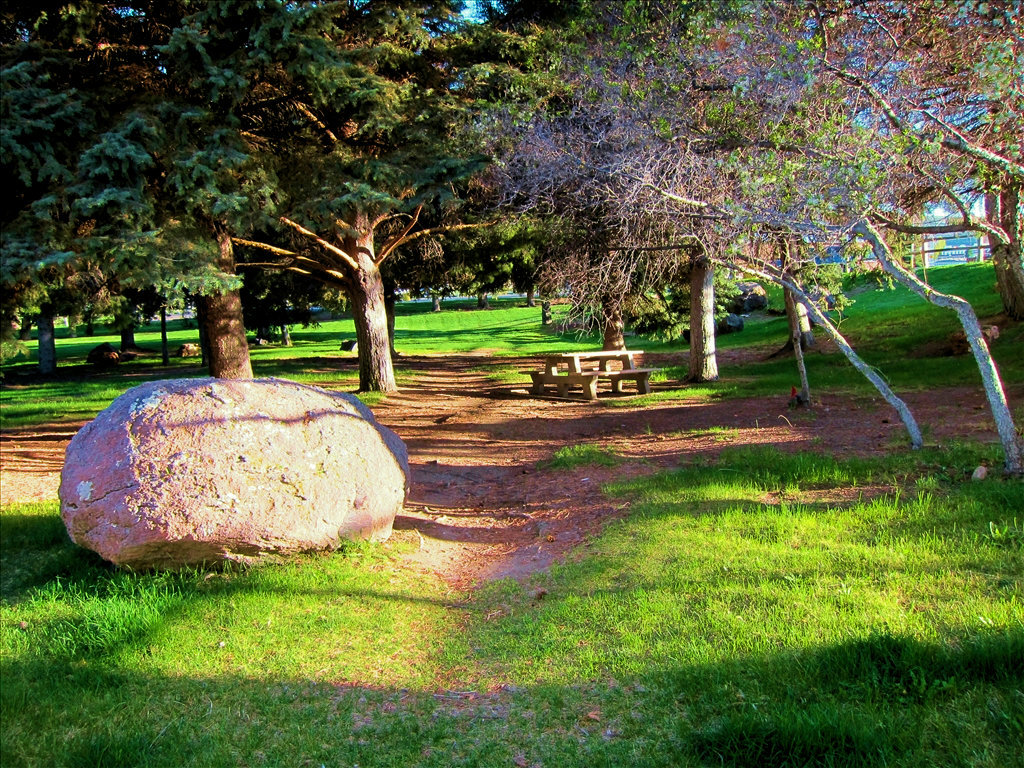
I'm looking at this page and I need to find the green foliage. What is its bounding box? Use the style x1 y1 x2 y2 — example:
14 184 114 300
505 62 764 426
627 270 746 340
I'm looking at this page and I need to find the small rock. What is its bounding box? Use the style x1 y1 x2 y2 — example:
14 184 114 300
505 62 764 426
971 466 988 481
86 342 121 368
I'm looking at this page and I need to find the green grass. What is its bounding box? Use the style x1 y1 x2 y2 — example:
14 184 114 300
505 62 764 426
3 448 1022 767
547 443 622 468
3 265 1020 429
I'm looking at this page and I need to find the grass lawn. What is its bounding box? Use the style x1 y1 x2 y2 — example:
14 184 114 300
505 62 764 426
1 447 1021 767
5 265 1021 429
2 265 1023 766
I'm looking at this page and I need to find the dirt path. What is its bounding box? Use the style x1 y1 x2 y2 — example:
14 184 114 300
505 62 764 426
0 350 1009 587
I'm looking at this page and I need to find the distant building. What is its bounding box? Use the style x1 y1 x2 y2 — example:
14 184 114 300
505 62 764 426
911 207 991 266
915 232 990 266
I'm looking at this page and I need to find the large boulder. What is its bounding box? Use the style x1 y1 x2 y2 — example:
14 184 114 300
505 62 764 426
59 378 409 569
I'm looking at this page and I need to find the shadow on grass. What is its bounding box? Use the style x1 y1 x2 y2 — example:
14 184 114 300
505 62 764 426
2 510 1021 766
2 627 1021 767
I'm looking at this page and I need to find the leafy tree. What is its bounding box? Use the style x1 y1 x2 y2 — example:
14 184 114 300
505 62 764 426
1 0 259 378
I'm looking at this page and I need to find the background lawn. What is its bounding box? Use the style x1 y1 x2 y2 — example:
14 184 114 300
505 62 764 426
3 264 1022 429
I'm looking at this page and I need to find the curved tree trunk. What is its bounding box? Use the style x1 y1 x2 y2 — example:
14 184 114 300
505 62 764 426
688 255 718 382
601 295 626 350
200 225 253 380
987 184 1024 320
726 259 923 449
856 220 1021 473
36 312 57 375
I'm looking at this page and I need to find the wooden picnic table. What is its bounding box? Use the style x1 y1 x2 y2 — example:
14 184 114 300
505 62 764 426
529 349 657 400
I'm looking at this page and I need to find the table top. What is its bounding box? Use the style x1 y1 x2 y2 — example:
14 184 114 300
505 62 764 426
547 350 642 361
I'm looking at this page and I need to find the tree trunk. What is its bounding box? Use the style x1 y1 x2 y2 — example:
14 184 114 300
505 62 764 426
432 294 442 312
119 323 136 352
791 311 811 407
383 277 398 358
280 325 292 346
477 292 489 309
785 286 815 349
199 226 253 380
18 316 32 341
525 284 536 308
731 260 924 450
160 306 170 366
856 220 1021 473
36 312 57 375
347 231 397 393
987 184 1024 320
601 295 626 350
688 256 719 382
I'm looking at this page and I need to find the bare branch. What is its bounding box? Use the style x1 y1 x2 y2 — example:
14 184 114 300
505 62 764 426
376 205 424 265
278 217 359 271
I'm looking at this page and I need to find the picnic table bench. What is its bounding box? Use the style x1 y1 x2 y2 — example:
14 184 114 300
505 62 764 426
528 350 656 400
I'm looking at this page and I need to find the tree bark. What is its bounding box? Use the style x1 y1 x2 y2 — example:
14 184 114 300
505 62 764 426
160 306 170 366
791 309 811 407
432 294 442 312
383 277 398 358
687 255 718 382
347 229 397 393
785 286 815 349
18 316 32 341
855 220 1021 473
280 325 292 346
525 284 536 307
477 292 489 309
199 226 253 380
36 312 57 375
987 184 1024 320
601 295 626 350
119 323 136 352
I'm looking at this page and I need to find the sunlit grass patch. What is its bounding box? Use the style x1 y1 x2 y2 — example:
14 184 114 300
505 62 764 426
547 443 622 469
450 447 1023 765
